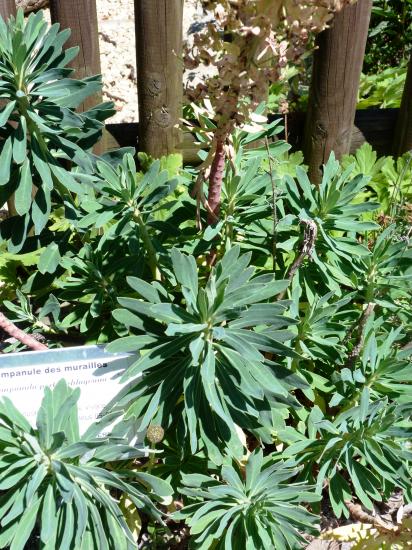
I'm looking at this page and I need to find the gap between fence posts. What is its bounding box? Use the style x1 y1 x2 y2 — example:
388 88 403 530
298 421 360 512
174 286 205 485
393 55 412 156
134 0 184 158
303 0 372 183
49 0 106 154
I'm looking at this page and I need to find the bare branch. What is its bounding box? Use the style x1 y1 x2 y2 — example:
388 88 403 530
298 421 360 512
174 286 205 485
343 302 375 369
277 218 318 300
345 501 400 534
0 312 48 351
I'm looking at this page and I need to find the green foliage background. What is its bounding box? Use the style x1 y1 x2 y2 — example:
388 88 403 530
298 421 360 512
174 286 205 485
0 8 411 550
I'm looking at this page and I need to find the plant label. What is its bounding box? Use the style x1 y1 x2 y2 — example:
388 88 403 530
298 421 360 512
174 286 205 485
0 345 136 432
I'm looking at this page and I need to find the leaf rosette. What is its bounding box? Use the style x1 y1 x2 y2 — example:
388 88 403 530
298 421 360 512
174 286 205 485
108 245 307 463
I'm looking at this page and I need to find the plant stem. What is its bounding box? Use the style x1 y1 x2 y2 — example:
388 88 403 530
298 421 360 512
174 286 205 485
0 312 48 351
147 444 156 474
207 137 226 226
343 302 375 371
265 137 278 271
134 211 161 281
277 219 318 300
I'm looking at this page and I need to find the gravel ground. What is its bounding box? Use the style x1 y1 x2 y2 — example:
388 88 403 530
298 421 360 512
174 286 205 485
97 0 203 123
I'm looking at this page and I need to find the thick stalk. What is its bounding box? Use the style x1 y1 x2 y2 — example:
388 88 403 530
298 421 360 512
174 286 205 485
0 312 48 351
207 138 226 226
343 302 375 371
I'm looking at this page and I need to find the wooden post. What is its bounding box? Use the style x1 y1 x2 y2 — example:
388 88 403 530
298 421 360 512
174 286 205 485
135 0 183 157
303 0 372 183
0 0 16 19
49 0 101 112
49 0 105 153
393 56 412 156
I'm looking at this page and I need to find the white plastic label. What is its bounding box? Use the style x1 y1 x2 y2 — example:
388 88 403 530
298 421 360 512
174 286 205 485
0 345 136 432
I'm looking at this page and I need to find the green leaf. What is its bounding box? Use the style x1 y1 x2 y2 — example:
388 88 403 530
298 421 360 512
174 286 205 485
26 462 47 503
332 220 379 232
72 485 88 547
0 397 32 432
171 248 198 304
201 344 232 428
245 449 263 492
40 485 58 545
126 276 162 303
106 335 154 353
346 454 374 510
165 322 207 336
14 158 33 215
0 459 36 490
121 335 192 380
329 471 352 518
58 501 75 550
38 242 61 274
53 77 102 108
12 116 27 165
9 496 42 550
134 472 173 498
0 137 13 185
32 185 51 234
49 163 84 194
32 138 54 190
0 100 16 127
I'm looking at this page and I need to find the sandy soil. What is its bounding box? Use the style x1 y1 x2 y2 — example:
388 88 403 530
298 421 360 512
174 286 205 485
97 0 203 123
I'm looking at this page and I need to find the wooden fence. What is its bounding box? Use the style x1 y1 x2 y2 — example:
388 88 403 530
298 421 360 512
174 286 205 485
0 0 411 178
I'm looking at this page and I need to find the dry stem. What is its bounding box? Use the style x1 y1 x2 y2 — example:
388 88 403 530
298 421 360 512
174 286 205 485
0 312 48 351
277 218 318 300
343 302 375 370
345 501 399 533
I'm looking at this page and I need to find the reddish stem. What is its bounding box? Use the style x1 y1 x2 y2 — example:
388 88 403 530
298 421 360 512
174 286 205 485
207 138 226 225
0 312 48 351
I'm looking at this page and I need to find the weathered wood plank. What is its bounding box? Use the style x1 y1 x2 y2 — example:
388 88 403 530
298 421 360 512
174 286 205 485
0 0 16 19
49 0 101 112
303 0 372 182
134 0 184 157
49 0 104 152
393 56 412 156
287 109 398 158
106 109 399 164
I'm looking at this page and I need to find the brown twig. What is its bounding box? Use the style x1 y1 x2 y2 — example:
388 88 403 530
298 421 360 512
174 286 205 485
277 219 318 300
345 501 399 533
343 302 375 370
0 312 48 351
207 137 226 225
191 145 215 231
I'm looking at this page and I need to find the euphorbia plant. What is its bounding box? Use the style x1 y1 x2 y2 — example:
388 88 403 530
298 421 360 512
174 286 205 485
184 0 357 225
0 380 172 549
0 9 113 252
